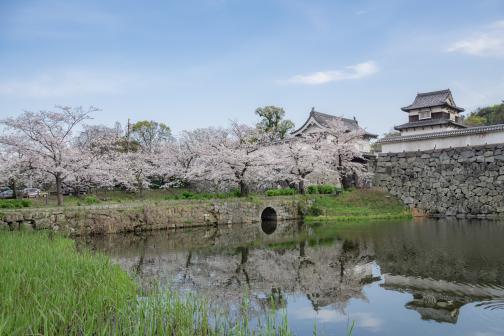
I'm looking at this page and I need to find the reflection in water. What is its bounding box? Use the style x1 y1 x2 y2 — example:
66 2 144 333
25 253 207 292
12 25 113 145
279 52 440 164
81 219 504 335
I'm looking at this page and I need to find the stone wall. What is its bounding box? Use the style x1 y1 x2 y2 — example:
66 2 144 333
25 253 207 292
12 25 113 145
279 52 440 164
0 197 303 236
373 143 504 218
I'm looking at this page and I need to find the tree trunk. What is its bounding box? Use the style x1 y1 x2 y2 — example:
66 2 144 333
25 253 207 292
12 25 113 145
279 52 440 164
298 180 305 194
10 178 17 199
137 175 144 199
239 181 249 197
55 174 63 206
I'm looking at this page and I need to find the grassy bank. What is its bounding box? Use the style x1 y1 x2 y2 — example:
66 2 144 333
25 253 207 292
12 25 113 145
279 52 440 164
22 189 245 208
0 232 306 335
305 189 411 222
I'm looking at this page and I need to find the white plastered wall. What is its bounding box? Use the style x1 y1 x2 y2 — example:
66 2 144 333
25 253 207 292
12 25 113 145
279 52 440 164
381 131 504 153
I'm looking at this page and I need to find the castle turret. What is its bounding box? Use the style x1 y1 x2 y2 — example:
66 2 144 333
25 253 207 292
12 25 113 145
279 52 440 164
394 89 466 136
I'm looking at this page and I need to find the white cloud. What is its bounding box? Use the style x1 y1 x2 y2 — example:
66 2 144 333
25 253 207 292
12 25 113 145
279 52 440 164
291 307 383 331
0 70 135 98
447 20 504 57
281 61 379 85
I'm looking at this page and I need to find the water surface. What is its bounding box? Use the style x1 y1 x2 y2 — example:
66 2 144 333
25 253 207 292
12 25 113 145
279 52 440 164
81 219 504 335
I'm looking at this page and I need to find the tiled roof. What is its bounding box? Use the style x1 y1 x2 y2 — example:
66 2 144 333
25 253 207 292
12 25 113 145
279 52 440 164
291 109 378 138
394 119 467 131
401 89 464 112
312 111 358 129
377 124 504 144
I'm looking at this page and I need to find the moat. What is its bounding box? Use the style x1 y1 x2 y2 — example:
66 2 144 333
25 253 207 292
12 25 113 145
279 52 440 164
81 219 504 336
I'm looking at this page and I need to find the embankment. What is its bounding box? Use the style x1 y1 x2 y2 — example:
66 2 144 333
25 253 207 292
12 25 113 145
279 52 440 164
0 197 301 235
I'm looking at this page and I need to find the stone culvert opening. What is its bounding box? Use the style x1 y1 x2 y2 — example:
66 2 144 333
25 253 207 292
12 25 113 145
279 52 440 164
261 207 277 234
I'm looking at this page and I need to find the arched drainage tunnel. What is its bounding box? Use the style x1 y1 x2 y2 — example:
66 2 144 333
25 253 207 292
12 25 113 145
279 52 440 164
261 207 277 234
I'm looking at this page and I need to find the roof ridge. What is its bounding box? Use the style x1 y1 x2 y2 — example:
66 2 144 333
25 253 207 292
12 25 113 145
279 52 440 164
417 89 451 96
312 111 357 123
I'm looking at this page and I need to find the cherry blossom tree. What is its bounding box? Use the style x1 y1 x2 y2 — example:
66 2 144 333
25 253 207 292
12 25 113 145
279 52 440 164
279 118 367 193
0 106 98 205
276 138 326 193
319 119 368 188
156 128 224 189
0 148 30 198
187 122 275 196
110 151 157 195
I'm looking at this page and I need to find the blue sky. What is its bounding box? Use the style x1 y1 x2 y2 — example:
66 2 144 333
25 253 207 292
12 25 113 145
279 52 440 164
1 0 503 136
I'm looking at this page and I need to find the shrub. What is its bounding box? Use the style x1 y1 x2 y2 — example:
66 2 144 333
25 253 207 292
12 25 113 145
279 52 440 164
0 199 32 209
265 188 297 197
318 184 337 194
164 189 241 201
307 205 323 216
307 185 318 194
83 196 100 205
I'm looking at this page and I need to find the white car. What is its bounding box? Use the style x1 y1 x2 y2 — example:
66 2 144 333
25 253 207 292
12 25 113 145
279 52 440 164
22 188 41 198
0 189 13 199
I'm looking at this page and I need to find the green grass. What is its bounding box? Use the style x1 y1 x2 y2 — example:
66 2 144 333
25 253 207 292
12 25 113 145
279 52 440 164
307 184 341 195
0 199 31 209
163 189 241 200
0 231 136 335
305 189 411 222
26 189 248 208
2 231 346 336
265 188 297 196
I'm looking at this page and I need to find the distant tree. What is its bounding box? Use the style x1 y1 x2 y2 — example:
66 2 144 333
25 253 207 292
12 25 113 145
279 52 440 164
255 106 294 140
464 114 487 127
382 130 401 138
131 120 172 153
464 102 504 126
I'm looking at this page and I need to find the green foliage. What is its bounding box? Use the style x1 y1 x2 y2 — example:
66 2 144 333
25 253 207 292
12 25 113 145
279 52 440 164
255 106 295 140
131 120 172 152
307 205 323 216
265 188 297 196
307 184 340 195
0 199 31 209
464 102 504 126
164 189 241 200
464 114 487 126
382 130 401 138
318 184 338 194
83 196 100 205
0 232 136 335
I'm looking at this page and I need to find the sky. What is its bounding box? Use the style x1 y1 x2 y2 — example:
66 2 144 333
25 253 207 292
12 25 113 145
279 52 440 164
0 0 503 136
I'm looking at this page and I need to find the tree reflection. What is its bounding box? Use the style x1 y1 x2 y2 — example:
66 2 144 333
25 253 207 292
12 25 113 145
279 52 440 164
81 218 504 325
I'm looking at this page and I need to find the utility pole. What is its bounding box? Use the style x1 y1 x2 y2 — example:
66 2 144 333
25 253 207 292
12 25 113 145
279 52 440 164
126 118 131 153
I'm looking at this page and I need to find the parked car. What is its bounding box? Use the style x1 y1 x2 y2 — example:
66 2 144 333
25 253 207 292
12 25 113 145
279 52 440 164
0 189 14 199
22 188 41 198
62 186 88 196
